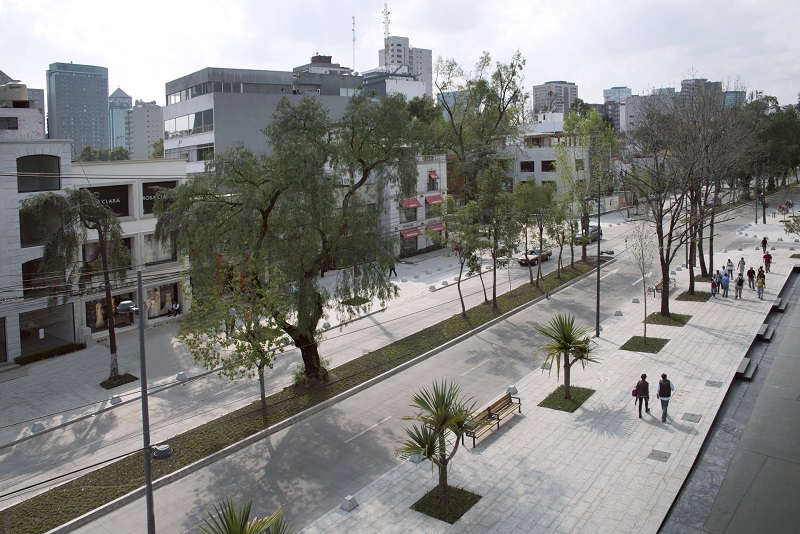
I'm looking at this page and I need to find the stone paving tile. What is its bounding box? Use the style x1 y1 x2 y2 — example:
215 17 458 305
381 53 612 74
304 251 794 533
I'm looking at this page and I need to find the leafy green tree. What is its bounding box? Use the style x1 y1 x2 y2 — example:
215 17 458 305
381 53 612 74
427 197 487 317
534 313 597 400
556 108 617 262
149 138 164 159
75 145 130 162
544 199 573 276
514 181 555 286
20 189 130 380
477 167 520 309
196 500 294 534
398 380 479 507
157 93 420 380
435 51 527 201
177 256 288 419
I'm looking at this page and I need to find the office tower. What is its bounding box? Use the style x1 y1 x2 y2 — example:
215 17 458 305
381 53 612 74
603 87 632 131
46 62 109 154
378 36 432 97
125 100 163 159
109 87 132 149
533 81 578 114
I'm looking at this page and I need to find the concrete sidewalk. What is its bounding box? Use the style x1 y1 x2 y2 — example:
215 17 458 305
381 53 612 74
304 230 799 532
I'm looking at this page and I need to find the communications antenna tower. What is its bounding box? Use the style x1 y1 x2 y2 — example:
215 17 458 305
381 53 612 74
383 2 390 69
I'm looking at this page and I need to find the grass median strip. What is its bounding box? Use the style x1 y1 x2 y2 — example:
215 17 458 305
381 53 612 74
0 262 595 534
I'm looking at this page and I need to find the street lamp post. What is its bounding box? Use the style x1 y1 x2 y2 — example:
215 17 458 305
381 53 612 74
586 185 601 338
116 270 172 534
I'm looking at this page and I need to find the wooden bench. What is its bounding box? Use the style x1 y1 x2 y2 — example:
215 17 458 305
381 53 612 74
462 392 522 448
653 278 676 297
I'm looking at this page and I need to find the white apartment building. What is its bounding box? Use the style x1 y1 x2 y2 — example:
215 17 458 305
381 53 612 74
383 154 447 257
125 100 163 160
378 36 433 97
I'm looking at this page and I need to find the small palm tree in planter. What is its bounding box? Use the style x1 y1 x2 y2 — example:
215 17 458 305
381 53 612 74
196 500 294 534
535 313 598 400
398 380 480 509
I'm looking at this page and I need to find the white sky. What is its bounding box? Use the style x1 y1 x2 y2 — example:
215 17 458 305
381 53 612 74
1 0 798 108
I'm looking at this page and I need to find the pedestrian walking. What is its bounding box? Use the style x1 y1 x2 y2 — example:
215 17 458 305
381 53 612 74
737 257 746 276
726 258 734 275
656 373 675 422
756 272 766 300
734 274 744 299
721 272 730 298
712 270 721 296
710 278 717 297
635 374 650 418
763 251 772 273
761 236 768 253
389 263 398 277
747 266 756 289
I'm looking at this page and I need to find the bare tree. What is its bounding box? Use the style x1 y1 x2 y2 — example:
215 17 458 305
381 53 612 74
627 220 655 338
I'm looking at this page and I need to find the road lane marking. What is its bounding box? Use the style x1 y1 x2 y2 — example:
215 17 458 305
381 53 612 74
461 359 490 376
600 268 619 280
632 271 653 285
344 416 392 443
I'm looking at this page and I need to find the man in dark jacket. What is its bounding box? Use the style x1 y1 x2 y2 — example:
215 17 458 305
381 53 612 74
656 373 676 422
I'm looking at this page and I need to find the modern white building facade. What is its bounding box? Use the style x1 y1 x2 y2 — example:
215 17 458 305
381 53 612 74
384 154 448 257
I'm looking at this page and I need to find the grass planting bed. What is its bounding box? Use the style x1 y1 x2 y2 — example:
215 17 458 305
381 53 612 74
619 336 670 354
538 385 595 413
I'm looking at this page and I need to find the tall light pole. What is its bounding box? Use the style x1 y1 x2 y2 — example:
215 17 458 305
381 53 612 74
116 270 172 534
595 180 601 338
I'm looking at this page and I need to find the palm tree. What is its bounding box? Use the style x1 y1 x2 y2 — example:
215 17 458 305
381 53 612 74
534 313 598 399
196 500 294 534
398 380 479 507
20 188 130 381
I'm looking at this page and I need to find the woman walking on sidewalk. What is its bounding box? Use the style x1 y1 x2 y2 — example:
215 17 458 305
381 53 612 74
635 374 650 418
756 271 766 300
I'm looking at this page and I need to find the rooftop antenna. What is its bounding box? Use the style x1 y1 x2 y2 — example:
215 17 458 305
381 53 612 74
352 1 356 72
383 2 390 69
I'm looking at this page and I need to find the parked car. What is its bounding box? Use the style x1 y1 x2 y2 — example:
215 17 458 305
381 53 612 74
574 225 602 244
518 248 553 266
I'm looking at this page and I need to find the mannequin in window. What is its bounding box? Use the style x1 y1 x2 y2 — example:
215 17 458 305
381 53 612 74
147 287 161 318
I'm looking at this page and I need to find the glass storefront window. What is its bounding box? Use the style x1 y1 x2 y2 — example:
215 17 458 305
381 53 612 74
142 181 177 214
19 304 75 355
87 185 130 217
144 283 179 319
85 293 134 333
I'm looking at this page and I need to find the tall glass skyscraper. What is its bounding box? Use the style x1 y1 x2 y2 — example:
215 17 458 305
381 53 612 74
46 62 109 154
109 87 132 149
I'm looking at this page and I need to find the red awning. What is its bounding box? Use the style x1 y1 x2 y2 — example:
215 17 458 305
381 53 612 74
427 223 443 232
400 198 422 209
425 195 444 205
428 170 440 180
400 228 422 239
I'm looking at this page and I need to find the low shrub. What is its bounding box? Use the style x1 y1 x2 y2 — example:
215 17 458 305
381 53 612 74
13 343 86 366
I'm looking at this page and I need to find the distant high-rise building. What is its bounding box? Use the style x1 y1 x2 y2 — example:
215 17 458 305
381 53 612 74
602 87 631 132
533 81 578 114
723 90 746 108
603 86 632 104
378 36 432 97
46 62 109 154
125 100 163 160
109 87 132 149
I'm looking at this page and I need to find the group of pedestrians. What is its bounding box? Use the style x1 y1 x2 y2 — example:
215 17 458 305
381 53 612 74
710 255 769 300
634 373 676 422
